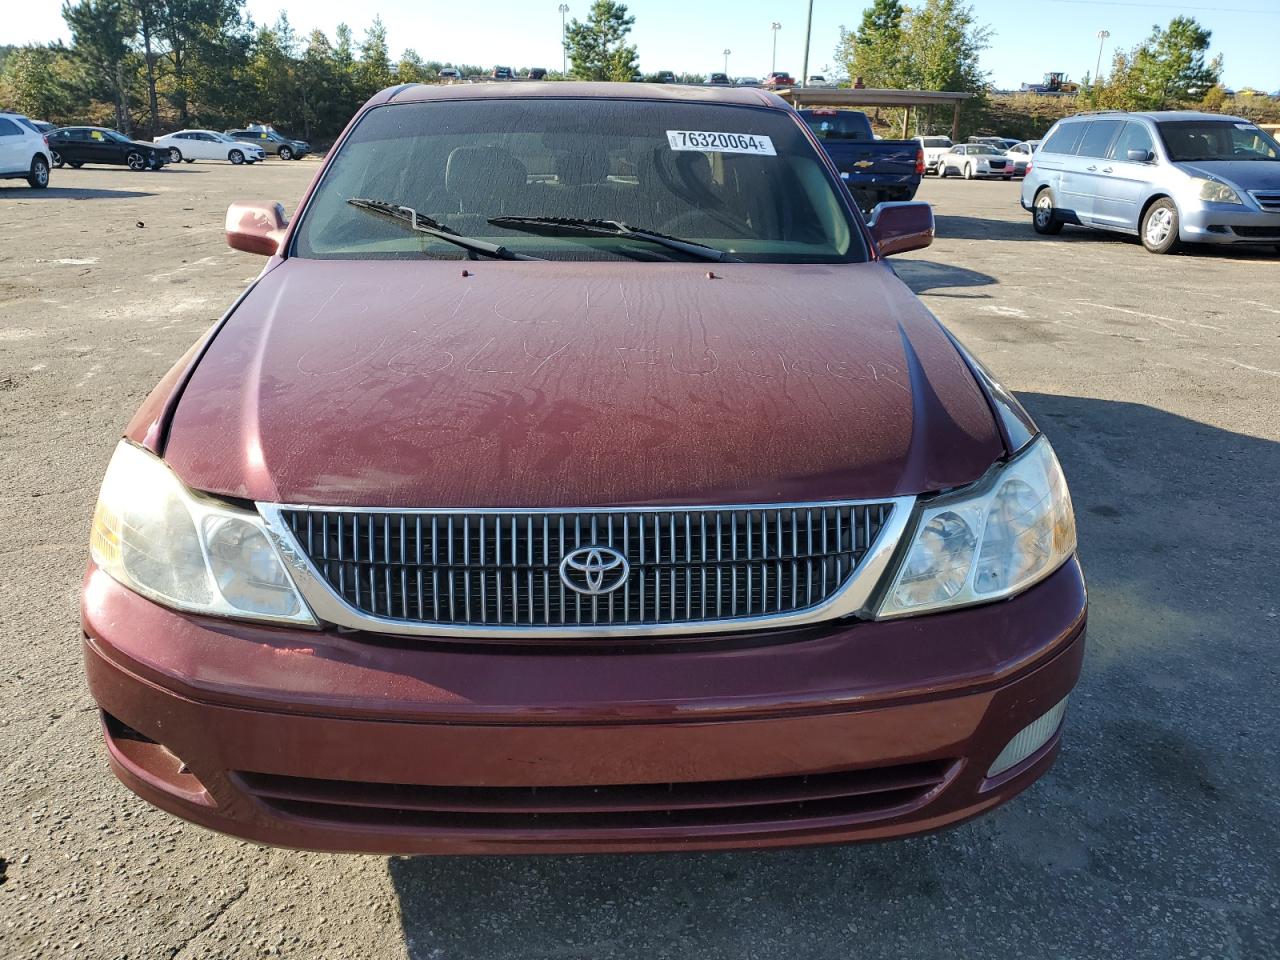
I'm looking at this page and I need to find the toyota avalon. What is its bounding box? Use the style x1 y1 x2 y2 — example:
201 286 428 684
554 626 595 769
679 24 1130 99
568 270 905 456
83 83 1086 854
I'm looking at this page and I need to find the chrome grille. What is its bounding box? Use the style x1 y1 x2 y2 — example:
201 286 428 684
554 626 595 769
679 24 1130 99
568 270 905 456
1249 191 1280 211
277 504 896 629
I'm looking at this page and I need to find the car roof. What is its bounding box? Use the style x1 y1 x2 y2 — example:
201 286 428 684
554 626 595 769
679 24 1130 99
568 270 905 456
375 80 788 110
1063 110 1249 124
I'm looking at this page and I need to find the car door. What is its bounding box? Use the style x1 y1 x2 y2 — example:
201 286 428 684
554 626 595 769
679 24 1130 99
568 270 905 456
0 118 23 173
1091 121 1158 231
186 133 212 160
1071 119 1126 225
54 128 85 164
85 129 118 164
1036 121 1089 220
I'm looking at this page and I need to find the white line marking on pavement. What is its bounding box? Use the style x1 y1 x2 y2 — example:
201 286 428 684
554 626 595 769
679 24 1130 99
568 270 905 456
1070 299 1223 331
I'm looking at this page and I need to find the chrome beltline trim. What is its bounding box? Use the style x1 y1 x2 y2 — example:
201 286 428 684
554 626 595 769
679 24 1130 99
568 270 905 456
257 497 916 640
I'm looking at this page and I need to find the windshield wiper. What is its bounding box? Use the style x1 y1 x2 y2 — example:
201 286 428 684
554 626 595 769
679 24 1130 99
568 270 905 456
347 198 543 261
488 216 740 262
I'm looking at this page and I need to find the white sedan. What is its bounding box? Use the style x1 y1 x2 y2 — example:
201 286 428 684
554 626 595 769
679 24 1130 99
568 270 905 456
153 130 266 165
937 144 1015 180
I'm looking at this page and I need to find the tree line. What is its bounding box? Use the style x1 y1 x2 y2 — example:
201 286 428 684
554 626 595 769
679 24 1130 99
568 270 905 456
1 0 1262 146
0 1 528 142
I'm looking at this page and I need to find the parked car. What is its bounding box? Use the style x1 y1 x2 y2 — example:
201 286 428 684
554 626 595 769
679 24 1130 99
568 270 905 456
708 72 731 85
806 75 833 87
763 71 795 88
916 135 953 175
969 136 1019 151
1005 139 1041 177
83 81 1085 856
0 111 53 188
939 143 1013 180
226 127 310 160
47 126 168 171
528 68 547 80
438 67 462 81
491 66 513 80
154 129 266 165
28 119 57 135
735 76 760 86
1022 110 1280 254
800 108 924 211
655 71 676 83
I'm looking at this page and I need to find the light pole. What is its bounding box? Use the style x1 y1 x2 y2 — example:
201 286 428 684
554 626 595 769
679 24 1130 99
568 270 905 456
770 22 781 75
723 48 732 75
1093 30 1110 89
559 4 570 76
800 0 814 87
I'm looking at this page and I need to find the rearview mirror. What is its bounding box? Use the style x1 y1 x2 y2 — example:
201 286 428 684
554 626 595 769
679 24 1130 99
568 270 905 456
1127 149 1154 163
867 201 934 257
225 201 288 256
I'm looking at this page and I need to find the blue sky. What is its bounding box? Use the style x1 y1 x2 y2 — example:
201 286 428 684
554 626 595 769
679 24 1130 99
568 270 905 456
6 0 1277 90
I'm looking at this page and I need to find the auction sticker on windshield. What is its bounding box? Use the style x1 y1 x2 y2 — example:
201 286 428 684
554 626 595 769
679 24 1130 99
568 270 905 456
666 131 777 156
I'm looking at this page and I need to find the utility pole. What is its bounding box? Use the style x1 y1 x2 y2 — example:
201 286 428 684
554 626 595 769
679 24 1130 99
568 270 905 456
800 0 814 87
723 48 732 75
771 22 781 75
1093 30 1110 89
559 4 570 76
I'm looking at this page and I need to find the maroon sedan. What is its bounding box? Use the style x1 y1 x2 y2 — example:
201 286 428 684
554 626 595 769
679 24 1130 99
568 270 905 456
83 83 1085 855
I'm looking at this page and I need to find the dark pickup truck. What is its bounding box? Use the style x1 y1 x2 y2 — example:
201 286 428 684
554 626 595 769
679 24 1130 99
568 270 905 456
799 109 924 213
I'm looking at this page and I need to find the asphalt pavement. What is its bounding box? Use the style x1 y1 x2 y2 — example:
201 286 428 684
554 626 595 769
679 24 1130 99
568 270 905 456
1 162 1277 959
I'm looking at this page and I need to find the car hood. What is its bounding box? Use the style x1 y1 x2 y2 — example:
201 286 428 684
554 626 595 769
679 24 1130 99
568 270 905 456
162 259 1003 508
1177 159 1280 192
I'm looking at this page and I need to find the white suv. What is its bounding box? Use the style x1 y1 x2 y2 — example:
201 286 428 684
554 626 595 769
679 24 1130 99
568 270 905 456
0 112 52 189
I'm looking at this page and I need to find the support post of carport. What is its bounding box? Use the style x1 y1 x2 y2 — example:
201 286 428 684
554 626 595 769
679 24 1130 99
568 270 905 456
951 101 962 142
901 105 912 139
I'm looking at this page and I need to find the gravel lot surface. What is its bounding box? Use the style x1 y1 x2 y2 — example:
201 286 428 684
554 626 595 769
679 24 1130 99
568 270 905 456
1 162 1277 960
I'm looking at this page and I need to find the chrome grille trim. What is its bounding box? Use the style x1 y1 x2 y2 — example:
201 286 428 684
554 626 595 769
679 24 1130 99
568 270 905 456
1248 191 1280 211
259 498 914 639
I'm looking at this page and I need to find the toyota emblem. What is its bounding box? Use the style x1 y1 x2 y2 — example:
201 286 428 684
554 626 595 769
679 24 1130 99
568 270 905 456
559 546 630 596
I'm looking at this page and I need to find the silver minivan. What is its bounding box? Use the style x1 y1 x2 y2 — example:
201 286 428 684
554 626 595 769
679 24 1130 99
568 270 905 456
1020 110 1280 254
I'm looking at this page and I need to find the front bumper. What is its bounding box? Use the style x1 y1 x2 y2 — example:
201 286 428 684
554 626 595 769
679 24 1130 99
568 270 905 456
83 557 1087 855
1179 201 1280 244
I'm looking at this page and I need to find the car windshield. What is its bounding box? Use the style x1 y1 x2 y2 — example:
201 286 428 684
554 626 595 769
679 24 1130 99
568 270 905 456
104 130 131 143
972 146 1002 155
292 98 863 263
1157 120 1280 162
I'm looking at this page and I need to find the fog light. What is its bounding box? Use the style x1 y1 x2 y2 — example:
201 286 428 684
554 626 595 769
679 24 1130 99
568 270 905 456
988 698 1068 778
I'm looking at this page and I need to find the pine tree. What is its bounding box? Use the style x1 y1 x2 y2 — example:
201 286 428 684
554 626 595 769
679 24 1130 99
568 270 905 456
564 0 638 83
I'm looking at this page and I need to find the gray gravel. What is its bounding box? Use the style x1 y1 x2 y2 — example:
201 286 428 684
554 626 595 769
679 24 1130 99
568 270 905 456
1 164 1277 959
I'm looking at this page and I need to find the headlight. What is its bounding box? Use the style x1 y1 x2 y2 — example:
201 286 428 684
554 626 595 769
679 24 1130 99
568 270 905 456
877 437 1076 618
1194 177 1243 204
90 441 314 624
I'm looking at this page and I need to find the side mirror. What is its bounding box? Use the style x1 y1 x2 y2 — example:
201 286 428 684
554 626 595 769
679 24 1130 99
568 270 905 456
1127 149 1154 163
867 201 934 257
225 201 288 256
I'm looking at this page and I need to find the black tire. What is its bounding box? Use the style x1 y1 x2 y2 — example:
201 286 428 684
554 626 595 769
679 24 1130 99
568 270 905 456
1140 198 1180 254
278 145 293 161
964 163 974 180
184 158 195 163
126 150 146 171
1031 187 1063 235
27 155 50 189
168 146 183 163
50 150 64 168
69 161 83 169
1002 175 1012 181
229 149 245 165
